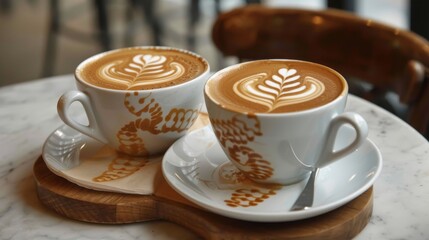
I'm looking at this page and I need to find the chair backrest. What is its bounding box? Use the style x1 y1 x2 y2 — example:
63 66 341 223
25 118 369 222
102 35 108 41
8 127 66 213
212 5 429 136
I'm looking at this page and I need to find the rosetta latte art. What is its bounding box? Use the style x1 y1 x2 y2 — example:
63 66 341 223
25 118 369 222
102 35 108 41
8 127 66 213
100 54 185 90
233 68 325 112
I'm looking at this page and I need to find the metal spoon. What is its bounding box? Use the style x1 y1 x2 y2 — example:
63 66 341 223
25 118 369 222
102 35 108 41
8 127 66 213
290 168 320 211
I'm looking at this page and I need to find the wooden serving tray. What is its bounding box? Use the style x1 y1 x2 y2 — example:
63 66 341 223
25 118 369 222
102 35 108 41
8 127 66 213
34 157 373 239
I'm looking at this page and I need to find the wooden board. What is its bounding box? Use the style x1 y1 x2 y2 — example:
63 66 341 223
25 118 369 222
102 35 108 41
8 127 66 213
34 157 373 239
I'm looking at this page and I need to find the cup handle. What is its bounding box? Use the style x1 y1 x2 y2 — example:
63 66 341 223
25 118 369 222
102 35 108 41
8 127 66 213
57 90 108 144
316 112 368 168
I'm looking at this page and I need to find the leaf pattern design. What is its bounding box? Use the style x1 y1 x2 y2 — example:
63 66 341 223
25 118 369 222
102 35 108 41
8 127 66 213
211 115 262 147
233 68 325 112
161 109 199 133
124 92 160 117
224 185 281 208
116 120 149 156
114 90 201 158
214 163 281 208
227 145 273 181
100 54 185 90
93 154 148 182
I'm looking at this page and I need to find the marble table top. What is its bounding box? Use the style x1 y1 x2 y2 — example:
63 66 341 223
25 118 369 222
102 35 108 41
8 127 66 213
0 75 428 239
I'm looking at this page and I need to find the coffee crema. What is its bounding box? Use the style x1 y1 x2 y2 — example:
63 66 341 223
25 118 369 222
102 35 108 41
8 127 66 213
205 60 345 113
76 47 208 90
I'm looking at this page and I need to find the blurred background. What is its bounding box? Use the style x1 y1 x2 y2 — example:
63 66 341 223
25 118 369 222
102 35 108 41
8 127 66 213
0 0 412 87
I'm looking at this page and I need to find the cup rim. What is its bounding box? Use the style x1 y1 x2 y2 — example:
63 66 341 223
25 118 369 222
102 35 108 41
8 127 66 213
74 46 210 93
204 59 348 117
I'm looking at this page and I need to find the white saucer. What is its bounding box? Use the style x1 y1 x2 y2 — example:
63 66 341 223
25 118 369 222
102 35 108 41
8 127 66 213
162 126 382 222
42 114 210 195
42 124 162 194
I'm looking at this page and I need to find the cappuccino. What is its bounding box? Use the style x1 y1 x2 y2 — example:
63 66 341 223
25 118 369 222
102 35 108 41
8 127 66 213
76 47 209 90
204 60 367 185
205 60 345 113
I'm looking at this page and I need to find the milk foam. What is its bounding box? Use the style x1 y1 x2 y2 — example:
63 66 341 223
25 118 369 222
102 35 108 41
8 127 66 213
99 54 186 90
233 68 325 112
77 48 208 90
205 60 344 113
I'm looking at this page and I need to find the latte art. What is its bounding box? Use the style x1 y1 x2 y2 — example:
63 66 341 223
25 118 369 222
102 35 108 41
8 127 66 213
77 47 208 90
233 68 325 112
205 60 345 113
100 54 186 90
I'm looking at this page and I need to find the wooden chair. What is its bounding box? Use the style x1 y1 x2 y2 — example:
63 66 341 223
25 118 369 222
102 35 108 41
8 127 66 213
212 5 429 137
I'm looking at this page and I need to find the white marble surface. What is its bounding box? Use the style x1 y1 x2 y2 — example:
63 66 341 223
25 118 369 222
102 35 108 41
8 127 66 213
0 75 428 239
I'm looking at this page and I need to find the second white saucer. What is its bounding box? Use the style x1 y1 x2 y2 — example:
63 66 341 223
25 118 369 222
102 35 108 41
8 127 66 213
162 126 382 222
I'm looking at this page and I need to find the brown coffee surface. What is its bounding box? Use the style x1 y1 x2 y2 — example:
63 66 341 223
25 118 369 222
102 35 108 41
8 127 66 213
77 47 208 90
206 60 345 113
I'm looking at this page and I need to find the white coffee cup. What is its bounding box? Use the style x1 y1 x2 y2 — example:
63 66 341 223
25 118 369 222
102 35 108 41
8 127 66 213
58 46 210 156
204 59 368 185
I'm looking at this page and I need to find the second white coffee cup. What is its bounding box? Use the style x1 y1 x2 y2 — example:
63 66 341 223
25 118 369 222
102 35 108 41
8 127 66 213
58 46 210 156
204 59 368 185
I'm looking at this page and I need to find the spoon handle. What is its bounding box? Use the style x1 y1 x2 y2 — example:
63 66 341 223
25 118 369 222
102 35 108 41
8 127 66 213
290 168 319 211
